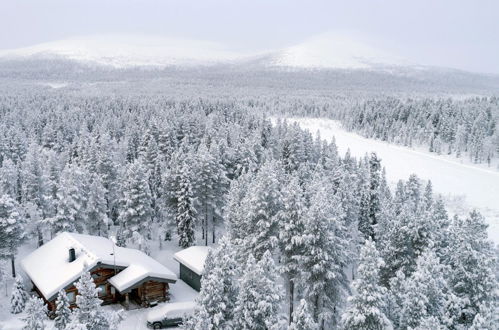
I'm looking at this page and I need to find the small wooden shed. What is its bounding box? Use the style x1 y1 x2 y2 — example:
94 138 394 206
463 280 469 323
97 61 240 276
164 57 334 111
173 246 210 291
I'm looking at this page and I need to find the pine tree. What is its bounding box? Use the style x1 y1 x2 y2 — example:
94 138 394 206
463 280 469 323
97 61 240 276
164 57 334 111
54 289 72 330
73 271 109 329
51 165 88 234
301 176 349 328
0 194 26 277
276 175 307 324
10 275 28 314
86 174 109 236
289 299 318 330
186 238 238 329
240 161 283 260
234 251 282 330
176 160 197 248
444 210 497 326
22 296 47 330
119 159 153 242
341 239 392 330
398 251 451 329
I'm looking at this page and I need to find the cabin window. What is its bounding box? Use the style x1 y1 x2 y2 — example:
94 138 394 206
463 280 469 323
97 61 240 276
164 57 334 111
67 291 76 303
92 273 100 279
98 284 107 297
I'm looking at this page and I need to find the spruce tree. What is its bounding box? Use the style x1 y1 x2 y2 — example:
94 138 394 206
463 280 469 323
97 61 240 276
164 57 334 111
276 175 307 324
119 159 153 242
341 239 391 330
301 176 349 328
73 271 109 329
0 194 26 277
86 174 109 236
54 289 72 330
234 251 282 330
10 275 28 314
186 238 238 329
176 160 196 248
22 296 48 330
289 299 319 330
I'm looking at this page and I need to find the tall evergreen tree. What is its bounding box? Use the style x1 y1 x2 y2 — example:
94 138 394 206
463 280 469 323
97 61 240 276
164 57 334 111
234 251 282 330
341 239 392 330
22 296 48 330
10 275 28 314
86 174 109 236
119 159 153 243
0 194 26 277
54 289 72 330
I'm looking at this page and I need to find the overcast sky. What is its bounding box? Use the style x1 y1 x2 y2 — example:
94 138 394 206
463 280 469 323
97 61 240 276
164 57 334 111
1 0 498 73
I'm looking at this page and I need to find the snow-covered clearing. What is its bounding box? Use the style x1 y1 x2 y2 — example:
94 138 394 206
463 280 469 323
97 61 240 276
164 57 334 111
282 117 499 245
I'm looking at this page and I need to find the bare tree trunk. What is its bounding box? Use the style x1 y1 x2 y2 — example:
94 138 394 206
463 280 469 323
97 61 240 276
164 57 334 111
37 227 44 247
11 255 16 278
289 279 294 324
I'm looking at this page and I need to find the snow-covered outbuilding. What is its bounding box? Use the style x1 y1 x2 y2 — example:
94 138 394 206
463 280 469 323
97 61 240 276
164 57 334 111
173 246 210 291
21 232 177 311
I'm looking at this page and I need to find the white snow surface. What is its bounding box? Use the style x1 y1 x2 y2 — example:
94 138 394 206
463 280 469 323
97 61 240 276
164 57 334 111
280 118 499 244
0 33 415 70
173 246 210 275
0 35 244 68
146 301 196 322
20 232 177 300
270 32 411 69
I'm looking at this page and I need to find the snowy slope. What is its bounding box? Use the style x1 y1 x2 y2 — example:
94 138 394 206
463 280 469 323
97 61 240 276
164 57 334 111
0 33 414 71
268 32 412 70
0 35 244 68
282 117 499 244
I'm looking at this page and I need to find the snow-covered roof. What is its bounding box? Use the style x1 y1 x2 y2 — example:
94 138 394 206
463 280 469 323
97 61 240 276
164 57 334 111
147 301 197 322
173 246 210 275
21 232 177 301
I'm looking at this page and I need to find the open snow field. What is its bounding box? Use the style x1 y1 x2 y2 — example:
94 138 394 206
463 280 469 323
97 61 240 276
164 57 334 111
282 117 499 245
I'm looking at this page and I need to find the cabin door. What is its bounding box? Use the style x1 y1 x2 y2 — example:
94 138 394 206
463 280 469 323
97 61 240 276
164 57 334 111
130 288 142 305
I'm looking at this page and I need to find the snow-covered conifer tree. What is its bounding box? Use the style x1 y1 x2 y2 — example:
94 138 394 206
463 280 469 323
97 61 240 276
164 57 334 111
51 165 88 234
10 275 28 314
240 161 283 260
234 251 282 330
54 289 72 330
301 176 349 328
0 194 26 277
73 271 109 329
176 160 197 248
119 159 153 242
341 239 391 330
186 238 238 329
276 175 307 323
86 174 109 236
289 299 318 330
22 296 47 330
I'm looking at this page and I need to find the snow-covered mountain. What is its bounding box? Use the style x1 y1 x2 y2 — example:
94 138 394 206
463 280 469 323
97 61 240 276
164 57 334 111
0 35 244 68
267 32 412 70
0 33 414 71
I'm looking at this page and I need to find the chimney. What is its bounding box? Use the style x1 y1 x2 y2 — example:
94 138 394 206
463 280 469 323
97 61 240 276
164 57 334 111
69 248 76 262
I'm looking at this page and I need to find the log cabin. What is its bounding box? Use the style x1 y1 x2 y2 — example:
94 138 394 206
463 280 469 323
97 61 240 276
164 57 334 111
21 232 177 313
173 246 209 291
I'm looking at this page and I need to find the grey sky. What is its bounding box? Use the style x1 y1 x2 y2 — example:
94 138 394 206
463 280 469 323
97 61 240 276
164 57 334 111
1 0 498 73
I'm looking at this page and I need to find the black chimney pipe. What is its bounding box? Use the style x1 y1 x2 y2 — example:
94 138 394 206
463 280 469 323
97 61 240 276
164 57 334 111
69 248 76 262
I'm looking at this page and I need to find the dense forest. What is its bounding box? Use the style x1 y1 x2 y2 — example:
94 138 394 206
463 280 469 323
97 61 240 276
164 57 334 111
0 92 497 329
335 97 499 165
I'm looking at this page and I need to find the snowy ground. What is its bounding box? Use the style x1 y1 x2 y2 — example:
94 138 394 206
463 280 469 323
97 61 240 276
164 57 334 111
280 117 499 245
0 238 199 330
